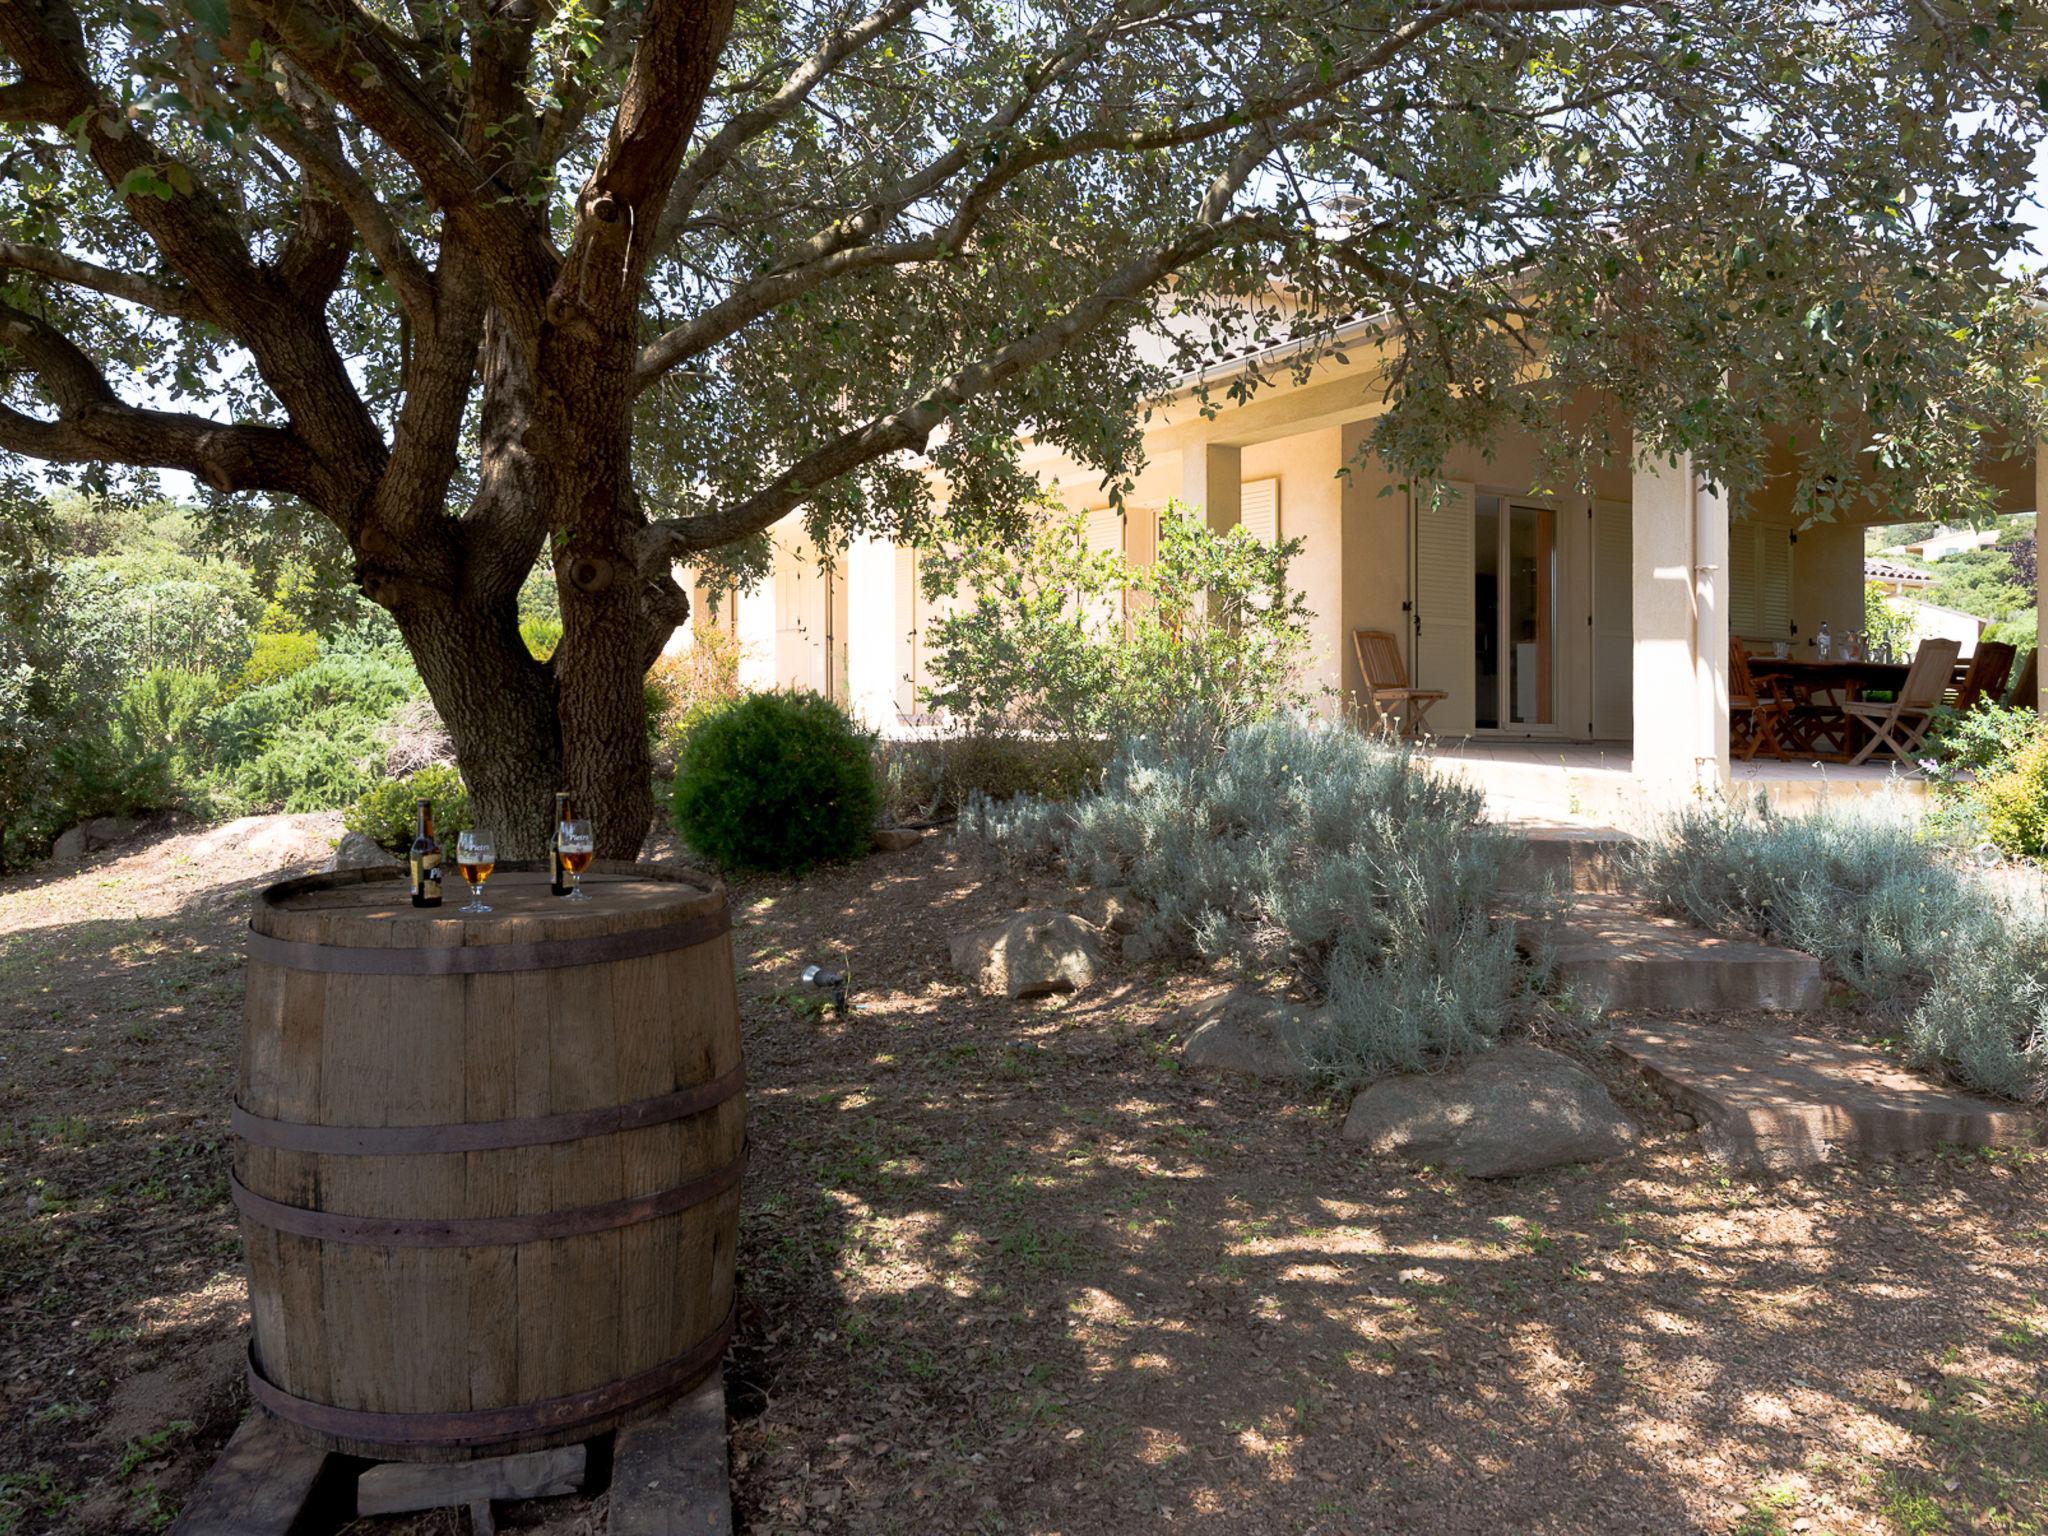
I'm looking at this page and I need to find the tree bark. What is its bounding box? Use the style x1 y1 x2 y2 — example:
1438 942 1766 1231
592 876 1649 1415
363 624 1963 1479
393 598 567 860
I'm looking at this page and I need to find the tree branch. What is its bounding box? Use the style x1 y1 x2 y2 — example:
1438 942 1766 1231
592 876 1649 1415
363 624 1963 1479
0 310 323 497
250 0 561 330
259 105 438 325
0 241 215 323
642 205 1291 562
553 0 738 318
654 0 925 250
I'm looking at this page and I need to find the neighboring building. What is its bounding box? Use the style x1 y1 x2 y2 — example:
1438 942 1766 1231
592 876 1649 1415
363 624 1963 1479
674 318 2043 806
1863 556 1932 596
1894 526 2001 561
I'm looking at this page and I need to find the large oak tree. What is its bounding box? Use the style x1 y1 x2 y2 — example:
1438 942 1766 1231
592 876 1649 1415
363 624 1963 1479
2 0 2045 853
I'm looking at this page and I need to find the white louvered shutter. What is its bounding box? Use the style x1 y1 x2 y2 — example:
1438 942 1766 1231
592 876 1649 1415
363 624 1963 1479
1758 527 1792 640
1727 522 1759 638
1412 480 1476 735
1082 506 1123 555
1240 478 1280 544
1591 499 1633 739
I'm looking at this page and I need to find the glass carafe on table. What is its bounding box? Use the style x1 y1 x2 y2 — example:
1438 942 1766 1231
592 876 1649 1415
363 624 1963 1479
1815 621 1832 660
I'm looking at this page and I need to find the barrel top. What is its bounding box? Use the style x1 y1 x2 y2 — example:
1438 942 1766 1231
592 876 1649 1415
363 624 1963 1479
252 861 726 949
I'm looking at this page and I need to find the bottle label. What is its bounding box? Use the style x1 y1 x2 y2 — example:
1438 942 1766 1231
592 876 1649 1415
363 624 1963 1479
413 850 442 897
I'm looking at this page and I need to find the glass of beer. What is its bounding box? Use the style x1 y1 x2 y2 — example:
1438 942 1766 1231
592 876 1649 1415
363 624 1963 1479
456 830 496 913
558 819 595 902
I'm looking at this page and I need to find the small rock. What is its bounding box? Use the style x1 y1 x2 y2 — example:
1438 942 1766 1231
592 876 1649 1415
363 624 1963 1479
1070 886 1139 934
948 910 1101 998
1341 1045 1636 1177
1179 988 1322 1081
82 815 139 848
330 830 402 871
1121 928 1165 966
872 826 927 853
49 825 89 862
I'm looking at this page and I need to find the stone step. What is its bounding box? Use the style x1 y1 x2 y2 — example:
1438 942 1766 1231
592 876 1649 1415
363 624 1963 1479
1537 895 1823 1012
1614 1019 2038 1168
1499 823 1632 895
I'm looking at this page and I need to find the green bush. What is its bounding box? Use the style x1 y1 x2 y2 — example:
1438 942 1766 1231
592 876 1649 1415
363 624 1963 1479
876 733 1108 822
920 501 1315 753
962 717 1537 1080
236 630 320 694
1631 799 2047 1102
521 616 562 661
222 712 388 813
670 691 879 872
1981 738 2048 858
345 765 474 851
202 654 421 771
1923 704 2048 856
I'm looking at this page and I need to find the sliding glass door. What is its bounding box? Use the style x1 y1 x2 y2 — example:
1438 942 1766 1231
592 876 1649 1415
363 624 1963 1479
1472 495 1559 732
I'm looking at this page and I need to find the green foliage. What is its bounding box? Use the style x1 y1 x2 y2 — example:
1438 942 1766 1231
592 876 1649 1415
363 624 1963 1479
1924 544 2032 625
1632 799 2046 1102
201 654 424 815
646 629 745 778
961 717 1537 1080
0 494 430 858
1979 739 2048 859
50 552 260 680
111 668 221 794
220 715 388 814
1923 705 2048 856
521 616 562 661
201 655 421 770
876 733 1109 823
670 691 880 873
235 631 320 695
921 503 1315 752
1863 583 1917 660
345 765 474 851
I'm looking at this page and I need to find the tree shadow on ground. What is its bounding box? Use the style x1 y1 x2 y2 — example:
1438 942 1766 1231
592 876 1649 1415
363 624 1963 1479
0 822 327 1534
725 846 2048 1536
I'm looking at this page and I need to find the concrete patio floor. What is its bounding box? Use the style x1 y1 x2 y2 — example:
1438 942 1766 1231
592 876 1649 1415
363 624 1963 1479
1424 737 1927 823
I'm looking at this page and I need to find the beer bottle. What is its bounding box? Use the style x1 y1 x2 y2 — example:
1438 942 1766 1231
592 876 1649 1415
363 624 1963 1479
550 792 572 896
409 799 443 908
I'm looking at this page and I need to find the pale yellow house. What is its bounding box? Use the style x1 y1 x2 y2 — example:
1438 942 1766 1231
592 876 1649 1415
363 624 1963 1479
677 315 2042 811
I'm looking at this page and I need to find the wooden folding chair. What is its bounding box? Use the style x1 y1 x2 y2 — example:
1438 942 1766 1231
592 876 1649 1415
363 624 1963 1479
1351 629 1447 738
2001 646 2037 712
1950 640 2016 715
1844 638 1962 766
1729 639 1792 762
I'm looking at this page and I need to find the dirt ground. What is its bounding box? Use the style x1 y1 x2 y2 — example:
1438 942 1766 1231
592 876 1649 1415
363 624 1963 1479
1 819 2043 1535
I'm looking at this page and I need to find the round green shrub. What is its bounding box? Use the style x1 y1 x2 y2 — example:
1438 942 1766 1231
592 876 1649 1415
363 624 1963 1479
1981 738 2048 858
670 691 879 872
345 764 473 850
236 630 321 694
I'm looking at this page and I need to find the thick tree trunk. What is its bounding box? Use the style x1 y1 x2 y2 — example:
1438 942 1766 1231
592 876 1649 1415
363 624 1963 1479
396 599 566 860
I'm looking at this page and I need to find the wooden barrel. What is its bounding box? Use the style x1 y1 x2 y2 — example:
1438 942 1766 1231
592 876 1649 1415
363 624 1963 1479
233 861 744 1460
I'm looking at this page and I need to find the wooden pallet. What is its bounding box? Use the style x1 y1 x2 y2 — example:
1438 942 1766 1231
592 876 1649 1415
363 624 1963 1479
172 1381 731 1536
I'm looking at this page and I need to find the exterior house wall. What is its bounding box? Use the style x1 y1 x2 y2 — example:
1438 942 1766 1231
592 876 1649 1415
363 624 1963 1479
1790 520 1867 652
1338 423 1407 711
1241 430 1346 705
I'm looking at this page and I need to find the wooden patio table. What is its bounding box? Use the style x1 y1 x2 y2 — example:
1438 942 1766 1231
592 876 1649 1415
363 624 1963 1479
1747 656 1910 760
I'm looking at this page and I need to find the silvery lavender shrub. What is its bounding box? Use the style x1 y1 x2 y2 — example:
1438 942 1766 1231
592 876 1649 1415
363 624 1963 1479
961 716 1532 1077
1631 796 2048 1103
1629 795 1981 1005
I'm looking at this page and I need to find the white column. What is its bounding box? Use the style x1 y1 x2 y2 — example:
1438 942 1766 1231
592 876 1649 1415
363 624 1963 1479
844 534 898 732
1631 451 1730 798
1694 474 1731 783
1181 442 1242 533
